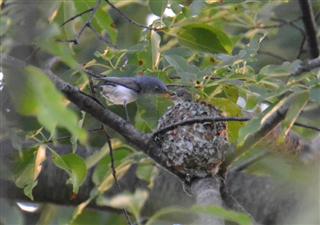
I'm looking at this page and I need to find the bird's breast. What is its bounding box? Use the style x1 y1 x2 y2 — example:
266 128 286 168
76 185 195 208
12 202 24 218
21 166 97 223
100 84 138 105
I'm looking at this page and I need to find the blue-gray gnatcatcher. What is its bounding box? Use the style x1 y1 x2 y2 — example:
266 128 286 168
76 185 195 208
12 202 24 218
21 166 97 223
85 70 169 120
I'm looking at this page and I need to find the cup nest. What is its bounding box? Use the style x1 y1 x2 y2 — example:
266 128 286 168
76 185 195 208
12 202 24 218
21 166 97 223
154 100 230 180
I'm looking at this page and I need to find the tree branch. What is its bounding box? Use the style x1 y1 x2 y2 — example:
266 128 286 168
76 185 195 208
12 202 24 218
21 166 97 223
291 56 320 76
298 0 319 58
191 177 224 225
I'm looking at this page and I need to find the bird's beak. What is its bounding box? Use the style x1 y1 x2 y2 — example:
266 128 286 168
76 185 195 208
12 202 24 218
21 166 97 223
163 90 175 99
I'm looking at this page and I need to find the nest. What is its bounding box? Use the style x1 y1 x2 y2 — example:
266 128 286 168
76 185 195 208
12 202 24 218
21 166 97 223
154 100 229 180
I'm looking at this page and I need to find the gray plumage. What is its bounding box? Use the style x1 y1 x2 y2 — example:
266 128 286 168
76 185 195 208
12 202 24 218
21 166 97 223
85 71 168 120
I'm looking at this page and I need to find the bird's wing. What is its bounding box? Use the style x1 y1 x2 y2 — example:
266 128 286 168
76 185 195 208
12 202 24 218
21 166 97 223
97 77 141 93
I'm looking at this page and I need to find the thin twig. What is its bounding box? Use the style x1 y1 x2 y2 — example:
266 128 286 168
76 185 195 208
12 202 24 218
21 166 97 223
153 117 250 138
270 17 305 35
61 8 94 27
86 24 114 46
294 122 320 132
104 0 157 31
61 0 103 45
40 127 104 144
296 35 306 58
102 126 133 225
298 0 319 58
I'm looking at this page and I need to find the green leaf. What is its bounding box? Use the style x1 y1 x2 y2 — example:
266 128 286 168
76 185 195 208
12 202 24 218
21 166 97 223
191 205 253 225
149 0 168 16
146 205 252 225
177 24 233 54
73 0 118 43
91 146 131 186
136 163 156 183
38 40 79 69
164 54 202 82
237 91 308 152
14 147 46 200
23 66 87 143
259 60 301 78
209 97 244 143
52 153 87 193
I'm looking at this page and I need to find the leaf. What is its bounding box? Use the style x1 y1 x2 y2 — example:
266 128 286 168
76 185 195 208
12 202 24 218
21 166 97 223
206 0 224 3
136 163 156 184
73 0 118 43
280 91 309 138
97 189 148 220
97 163 132 193
33 145 46 180
91 146 131 186
14 146 46 200
146 205 252 225
38 40 79 69
23 66 87 143
164 54 202 82
209 97 244 143
259 60 301 78
191 205 253 225
237 92 305 153
177 24 233 54
150 31 161 70
52 153 87 193
149 0 168 16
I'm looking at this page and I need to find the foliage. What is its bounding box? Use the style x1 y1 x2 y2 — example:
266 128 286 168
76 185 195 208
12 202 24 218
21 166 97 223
1 0 320 224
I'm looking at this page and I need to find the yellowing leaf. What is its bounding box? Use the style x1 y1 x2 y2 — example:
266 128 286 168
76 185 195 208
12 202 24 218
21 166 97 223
151 30 161 70
33 145 46 180
14 148 46 200
98 163 131 193
206 0 224 3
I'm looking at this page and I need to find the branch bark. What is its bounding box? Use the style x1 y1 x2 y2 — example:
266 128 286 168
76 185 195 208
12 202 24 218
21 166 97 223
298 0 319 58
191 177 224 225
291 56 320 76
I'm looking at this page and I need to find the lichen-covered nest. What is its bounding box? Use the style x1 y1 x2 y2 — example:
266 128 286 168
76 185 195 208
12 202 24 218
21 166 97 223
154 100 229 180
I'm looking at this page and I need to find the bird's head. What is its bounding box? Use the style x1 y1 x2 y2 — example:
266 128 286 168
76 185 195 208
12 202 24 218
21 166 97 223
135 76 168 94
169 88 192 102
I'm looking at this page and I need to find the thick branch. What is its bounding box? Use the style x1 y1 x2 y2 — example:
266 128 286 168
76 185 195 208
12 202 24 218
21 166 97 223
1 55 182 181
191 177 224 225
1 139 318 225
298 0 319 58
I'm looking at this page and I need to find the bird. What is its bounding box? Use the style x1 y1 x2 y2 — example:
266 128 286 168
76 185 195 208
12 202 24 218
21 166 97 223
85 69 169 120
169 87 193 103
